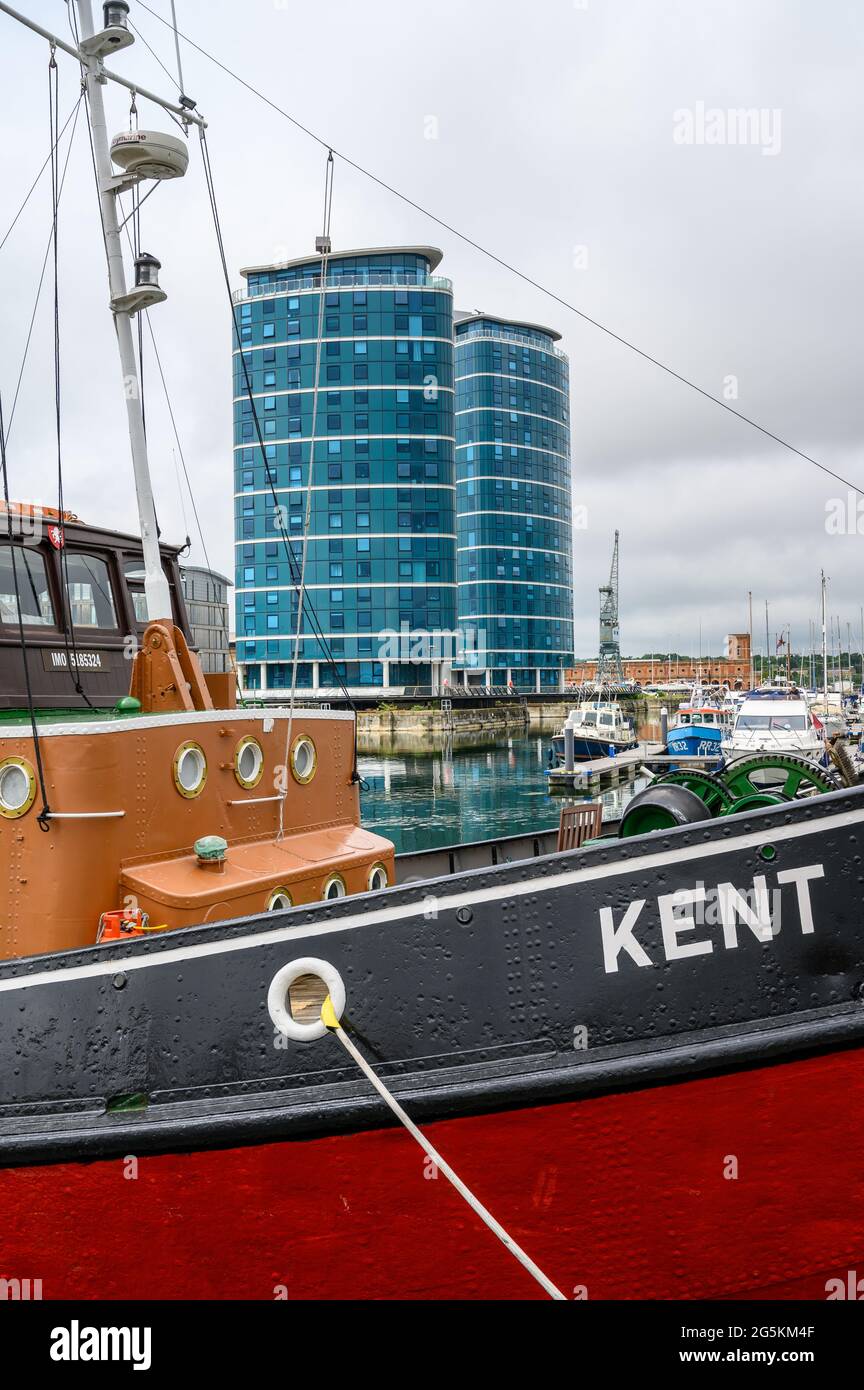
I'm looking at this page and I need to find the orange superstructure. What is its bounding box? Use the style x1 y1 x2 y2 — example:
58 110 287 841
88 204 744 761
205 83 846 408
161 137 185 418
0 705 393 960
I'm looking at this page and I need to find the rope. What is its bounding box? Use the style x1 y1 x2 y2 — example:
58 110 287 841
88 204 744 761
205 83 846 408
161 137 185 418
320 995 567 1300
0 393 52 829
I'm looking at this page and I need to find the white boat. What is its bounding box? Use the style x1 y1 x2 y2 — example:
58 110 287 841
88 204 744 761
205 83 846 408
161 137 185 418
721 689 825 762
552 700 638 761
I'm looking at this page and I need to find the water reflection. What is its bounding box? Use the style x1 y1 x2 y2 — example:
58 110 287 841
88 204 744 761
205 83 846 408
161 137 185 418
359 723 650 854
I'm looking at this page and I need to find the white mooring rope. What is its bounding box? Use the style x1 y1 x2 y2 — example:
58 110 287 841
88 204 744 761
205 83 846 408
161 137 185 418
321 996 567 1300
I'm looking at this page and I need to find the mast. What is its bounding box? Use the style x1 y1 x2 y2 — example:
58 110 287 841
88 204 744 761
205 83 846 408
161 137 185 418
764 601 770 684
827 569 833 711
75 0 169 619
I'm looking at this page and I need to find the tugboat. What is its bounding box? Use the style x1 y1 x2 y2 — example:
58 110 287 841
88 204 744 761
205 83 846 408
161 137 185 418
1 2 864 1305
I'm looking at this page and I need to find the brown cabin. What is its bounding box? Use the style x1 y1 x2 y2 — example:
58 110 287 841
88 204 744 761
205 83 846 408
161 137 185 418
0 506 195 710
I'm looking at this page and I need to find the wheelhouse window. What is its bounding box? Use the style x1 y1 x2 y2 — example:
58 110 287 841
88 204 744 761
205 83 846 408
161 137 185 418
123 557 148 624
65 553 118 629
0 545 55 626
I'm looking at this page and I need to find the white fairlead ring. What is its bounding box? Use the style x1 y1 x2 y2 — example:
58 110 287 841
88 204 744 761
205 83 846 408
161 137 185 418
267 957 346 1042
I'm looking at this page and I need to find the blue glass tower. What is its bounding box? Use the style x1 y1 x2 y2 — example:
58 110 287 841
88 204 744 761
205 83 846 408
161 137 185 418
233 247 456 694
453 312 574 691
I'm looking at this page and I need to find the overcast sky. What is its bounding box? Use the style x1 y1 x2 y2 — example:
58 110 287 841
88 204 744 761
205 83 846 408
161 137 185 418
1 0 862 659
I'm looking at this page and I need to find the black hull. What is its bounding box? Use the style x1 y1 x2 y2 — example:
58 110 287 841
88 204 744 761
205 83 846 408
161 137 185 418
2 786 864 1164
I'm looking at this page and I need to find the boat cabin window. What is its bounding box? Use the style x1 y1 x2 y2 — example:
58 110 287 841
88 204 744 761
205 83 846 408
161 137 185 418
0 545 55 626
599 713 614 725
582 712 597 726
65 553 118 630
123 557 148 624
737 713 807 731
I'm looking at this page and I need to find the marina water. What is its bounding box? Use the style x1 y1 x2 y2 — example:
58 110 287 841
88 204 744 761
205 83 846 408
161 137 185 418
359 718 658 854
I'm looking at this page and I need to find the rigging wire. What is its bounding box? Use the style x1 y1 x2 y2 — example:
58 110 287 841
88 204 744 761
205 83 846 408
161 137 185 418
140 308 238 681
111 184 237 681
171 448 190 545
4 94 82 446
48 43 93 708
0 393 52 830
128 17 180 92
281 149 334 834
135 0 861 496
0 94 82 254
65 3 111 286
197 128 360 744
169 0 186 97
127 91 147 445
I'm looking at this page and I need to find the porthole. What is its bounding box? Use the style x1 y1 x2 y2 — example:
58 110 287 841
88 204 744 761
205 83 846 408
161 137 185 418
368 862 388 892
290 734 317 785
267 887 293 911
173 741 207 798
0 757 36 819
235 736 264 789
322 873 346 901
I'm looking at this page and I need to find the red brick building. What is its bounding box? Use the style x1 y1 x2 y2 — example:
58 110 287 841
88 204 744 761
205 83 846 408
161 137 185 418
567 634 752 687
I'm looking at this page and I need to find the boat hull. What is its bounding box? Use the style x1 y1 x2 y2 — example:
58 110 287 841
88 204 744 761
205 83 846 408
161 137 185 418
2 1045 862 1300
2 787 864 1298
552 733 639 760
721 737 826 763
666 724 725 758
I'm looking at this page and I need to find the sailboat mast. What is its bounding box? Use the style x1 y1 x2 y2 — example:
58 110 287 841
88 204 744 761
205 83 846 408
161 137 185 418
75 0 170 620
765 601 770 684
827 569 833 711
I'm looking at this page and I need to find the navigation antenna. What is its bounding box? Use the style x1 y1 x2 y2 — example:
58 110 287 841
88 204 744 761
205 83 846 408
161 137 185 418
596 530 624 686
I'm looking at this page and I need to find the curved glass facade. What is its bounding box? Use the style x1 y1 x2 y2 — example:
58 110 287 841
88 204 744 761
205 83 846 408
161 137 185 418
233 248 456 692
454 315 574 690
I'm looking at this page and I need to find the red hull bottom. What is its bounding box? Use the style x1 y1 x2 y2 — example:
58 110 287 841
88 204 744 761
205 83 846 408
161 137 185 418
2 1049 863 1301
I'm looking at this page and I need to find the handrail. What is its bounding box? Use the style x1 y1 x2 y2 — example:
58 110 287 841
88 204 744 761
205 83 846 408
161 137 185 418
234 272 453 304
455 327 567 361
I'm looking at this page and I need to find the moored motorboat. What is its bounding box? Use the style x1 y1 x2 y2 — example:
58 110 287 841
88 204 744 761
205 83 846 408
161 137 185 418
665 686 731 760
721 688 826 764
552 699 638 761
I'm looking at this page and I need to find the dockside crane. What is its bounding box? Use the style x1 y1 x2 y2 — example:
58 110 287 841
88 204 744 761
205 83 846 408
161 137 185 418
597 531 624 685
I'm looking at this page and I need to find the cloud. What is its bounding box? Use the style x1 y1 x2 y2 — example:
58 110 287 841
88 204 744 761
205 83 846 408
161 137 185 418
1 0 861 657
